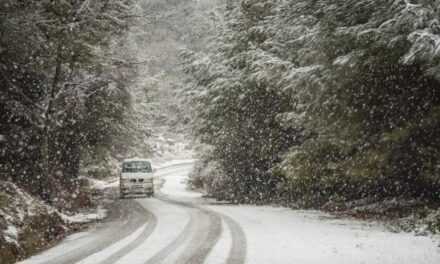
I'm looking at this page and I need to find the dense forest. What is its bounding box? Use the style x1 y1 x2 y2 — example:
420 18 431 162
0 0 144 205
0 0 221 206
0 1 221 262
185 0 440 208
2 0 440 262
2 0 440 217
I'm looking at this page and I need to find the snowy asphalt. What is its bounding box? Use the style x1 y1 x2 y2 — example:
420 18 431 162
20 162 440 264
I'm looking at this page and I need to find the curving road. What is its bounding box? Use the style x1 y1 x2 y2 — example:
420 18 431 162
20 162 440 264
20 163 247 264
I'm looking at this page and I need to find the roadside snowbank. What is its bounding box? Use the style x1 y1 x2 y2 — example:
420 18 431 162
0 181 107 264
322 196 440 236
0 181 57 244
80 177 119 191
59 206 108 225
208 204 440 264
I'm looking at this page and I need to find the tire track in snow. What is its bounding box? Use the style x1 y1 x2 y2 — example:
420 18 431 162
23 199 149 264
97 208 158 264
143 210 195 264
74 199 155 264
222 213 247 264
142 195 222 264
176 208 222 264
150 195 247 264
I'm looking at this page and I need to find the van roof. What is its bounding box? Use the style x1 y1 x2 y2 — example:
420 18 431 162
122 158 152 163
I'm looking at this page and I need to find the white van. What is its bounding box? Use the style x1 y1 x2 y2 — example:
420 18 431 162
120 158 154 198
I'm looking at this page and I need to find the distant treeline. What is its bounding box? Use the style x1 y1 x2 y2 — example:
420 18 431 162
0 0 140 204
184 0 440 206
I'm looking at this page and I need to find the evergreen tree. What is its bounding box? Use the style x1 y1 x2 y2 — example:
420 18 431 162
0 0 139 202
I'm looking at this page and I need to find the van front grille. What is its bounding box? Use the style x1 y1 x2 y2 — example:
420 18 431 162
127 179 150 183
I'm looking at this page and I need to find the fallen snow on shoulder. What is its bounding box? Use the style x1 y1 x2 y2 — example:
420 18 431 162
82 176 119 190
18 231 95 264
59 206 108 224
208 205 440 264
4 225 19 245
0 181 60 246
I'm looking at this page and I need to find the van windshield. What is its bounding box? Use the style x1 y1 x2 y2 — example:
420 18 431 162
122 161 152 173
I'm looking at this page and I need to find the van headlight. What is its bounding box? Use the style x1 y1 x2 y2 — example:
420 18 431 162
121 178 129 184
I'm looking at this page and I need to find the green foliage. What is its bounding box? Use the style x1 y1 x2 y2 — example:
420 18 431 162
183 1 301 203
280 0 440 206
185 0 440 207
0 0 139 199
189 150 233 200
0 192 7 208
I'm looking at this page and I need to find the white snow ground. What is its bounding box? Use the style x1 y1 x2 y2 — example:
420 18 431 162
19 160 440 264
59 206 108 224
160 162 440 264
208 205 440 264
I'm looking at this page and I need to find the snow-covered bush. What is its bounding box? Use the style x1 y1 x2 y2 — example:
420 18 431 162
0 179 107 263
189 159 227 198
188 147 234 201
0 181 66 263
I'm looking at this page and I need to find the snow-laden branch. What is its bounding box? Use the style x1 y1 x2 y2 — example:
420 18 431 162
76 0 91 16
101 13 127 26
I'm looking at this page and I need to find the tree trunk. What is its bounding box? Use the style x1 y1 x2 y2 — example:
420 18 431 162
40 42 63 202
40 126 51 202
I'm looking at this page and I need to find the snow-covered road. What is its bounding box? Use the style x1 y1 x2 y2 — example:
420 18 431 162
20 162 440 264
